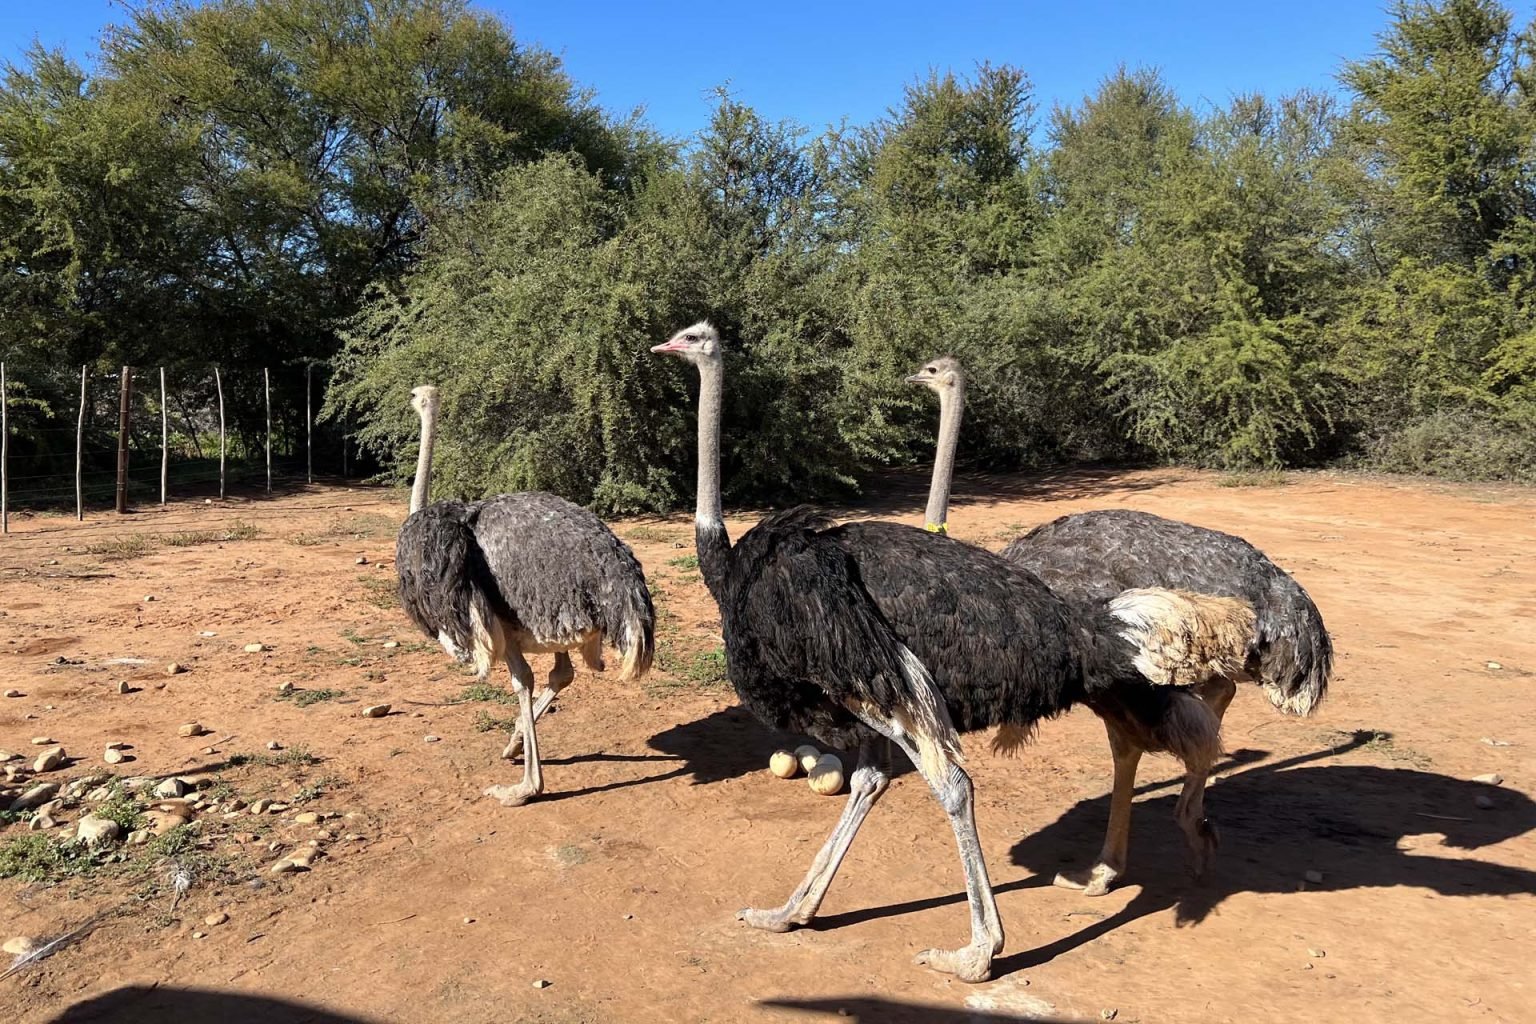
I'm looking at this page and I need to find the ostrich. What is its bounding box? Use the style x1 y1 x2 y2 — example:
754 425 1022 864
394 385 656 806
907 355 1333 894
651 323 1246 982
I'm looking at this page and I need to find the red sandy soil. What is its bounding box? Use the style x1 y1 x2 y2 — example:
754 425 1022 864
1 468 1532 1024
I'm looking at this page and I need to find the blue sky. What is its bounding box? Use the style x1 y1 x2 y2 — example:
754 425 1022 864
2 2 1524 141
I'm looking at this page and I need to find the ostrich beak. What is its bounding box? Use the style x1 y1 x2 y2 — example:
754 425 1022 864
651 337 689 354
905 373 929 384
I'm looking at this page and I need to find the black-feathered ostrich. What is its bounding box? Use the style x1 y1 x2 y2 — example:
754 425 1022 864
908 355 1333 895
394 385 655 806
651 324 1247 982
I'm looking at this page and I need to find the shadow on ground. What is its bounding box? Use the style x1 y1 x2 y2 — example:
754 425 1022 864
46 986 387 1023
842 466 1177 521
764 995 1079 1022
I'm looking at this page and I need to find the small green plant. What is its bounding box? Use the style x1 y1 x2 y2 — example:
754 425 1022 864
681 648 729 686
230 745 321 768
472 709 518 733
94 783 146 834
459 683 516 704
666 554 699 571
277 687 346 708
292 774 345 805
624 526 671 543
85 535 157 560
1217 469 1289 488
163 521 261 547
203 779 236 802
357 576 399 609
0 834 97 882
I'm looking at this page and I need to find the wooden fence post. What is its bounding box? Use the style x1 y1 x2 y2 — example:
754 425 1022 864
115 366 131 514
160 367 168 507
1 361 8 535
76 365 87 521
305 364 313 485
264 367 272 495
215 367 226 500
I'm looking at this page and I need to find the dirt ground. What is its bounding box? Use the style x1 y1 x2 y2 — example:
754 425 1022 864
1 468 1532 1024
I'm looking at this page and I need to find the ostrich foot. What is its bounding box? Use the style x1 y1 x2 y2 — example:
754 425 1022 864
913 942 993 983
502 731 524 761
1052 862 1121 897
736 905 808 933
483 783 538 807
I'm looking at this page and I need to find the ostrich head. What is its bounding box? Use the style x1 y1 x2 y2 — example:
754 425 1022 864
906 356 965 395
650 321 720 364
409 384 440 416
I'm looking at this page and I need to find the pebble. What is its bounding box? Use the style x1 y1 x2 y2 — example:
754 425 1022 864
33 746 66 773
3 689 22 698
143 594 156 603
144 809 191 835
244 643 266 653
104 748 125 764
294 811 321 825
1487 661 1502 670
30 737 55 746
1101 1011 1118 1022
360 704 391 718
204 912 229 927
463 917 475 925
424 735 441 743
192 931 206 940
36 799 63 817
267 741 283 751
0 750 16 762
278 681 295 695
1307 948 1327 959
166 662 185 675
250 799 273 815
532 979 550 990
1303 870 1324 884
1481 737 1511 746
127 829 151 846
355 556 368 565
29 815 57 831
1472 773 1504 786
382 641 398 650
178 723 205 738
76 814 122 845
267 802 290 814
1475 794 1495 810
116 681 132 695
199 631 217 638
2 936 38 957
345 834 365 842
155 778 189 799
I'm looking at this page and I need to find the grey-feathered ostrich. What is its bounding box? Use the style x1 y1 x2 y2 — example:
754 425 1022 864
394 385 655 806
651 324 1246 982
908 355 1332 894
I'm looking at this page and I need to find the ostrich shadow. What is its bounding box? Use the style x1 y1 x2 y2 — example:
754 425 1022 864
990 732 1536 974
46 985 385 1023
763 995 1079 1023
844 466 1173 520
646 705 800 785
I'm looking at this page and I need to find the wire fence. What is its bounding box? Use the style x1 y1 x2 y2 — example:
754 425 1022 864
0 362 358 533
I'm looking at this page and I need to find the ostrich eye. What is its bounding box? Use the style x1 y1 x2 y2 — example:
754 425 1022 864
925 366 936 374
685 334 698 342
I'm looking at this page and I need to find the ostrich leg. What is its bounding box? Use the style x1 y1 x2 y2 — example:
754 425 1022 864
1055 718 1142 896
484 650 544 806
504 652 576 760
738 737 889 931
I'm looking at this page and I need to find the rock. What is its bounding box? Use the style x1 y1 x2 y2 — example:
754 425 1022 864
294 811 320 825
3 689 22 698
423 735 441 743
1472 773 1504 785
249 799 272 815
355 556 368 565
166 662 186 675
278 681 295 695
244 643 266 654
204 911 229 927
267 802 289 813
143 594 156 602
104 742 129 752
266 741 282 751
0 750 17 762
225 798 247 812
127 829 151 846
116 681 132 694
1487 661 1502 670
104 748 125 765
86 786 113 802
463 917 475 925
155 778 189 799
122 776 153 791
30 737 55 746
1101 1011 1118 1022
1307 947 1327 959
144 809 190 835
382 641 398 649
316 829 335 841
1303 870 1324 884
10 782 59 811
198 631 217 638
29 815 56 831
35 799 63 817
177 723 205 738
32 746 66 773
1475 794 1495 810
345 834 365 842
1481 737 1512 746
360 704 390 718
2 936 38 957
76 813 122 845
532 979 551 989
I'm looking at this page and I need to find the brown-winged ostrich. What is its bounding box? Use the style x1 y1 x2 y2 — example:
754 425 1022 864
651 323 1248 982
908 355 1333 894
394 385 655 806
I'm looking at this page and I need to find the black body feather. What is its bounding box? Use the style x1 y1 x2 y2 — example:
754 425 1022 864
1002 509 1331 715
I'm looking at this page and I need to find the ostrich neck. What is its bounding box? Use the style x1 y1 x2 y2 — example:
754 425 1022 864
924 382 963 532
694 358 732 598
409 403 437 514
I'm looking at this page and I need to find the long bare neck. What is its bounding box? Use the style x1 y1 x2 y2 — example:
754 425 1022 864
693 358 732 597
409 402 437 514
923 382 964 532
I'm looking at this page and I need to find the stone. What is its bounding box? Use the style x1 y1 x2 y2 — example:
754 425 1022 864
3 689 22 698
29 815 57 831
166 662 186 675
32 746 66 773
244 643 266 654
249 799 272 815
1472 773 1504 785
30 737 54 746
360 704 391 718
104 748 125 765
1307 948 1326 959
116 681 131 694
1303 870 1324 884
1475 794 1496 810
1487 661 1502 670
143 595 156 602
177 723 205 738
76 813 122 845
355 556 368 565
192 931 206 940
0 750 17 762
267 802 289 813
127 829 151 846
155 778 189 799
204 912 229 927
1481 737 1511 746
35 799 63 817
144 809 190 835
105 742 129 751
423 735 441 743
278 681 295 695
532 979 550 990
294 811 320 825
267 741 282 751
9 782 59 811
382 641 398 650
2 936 38 957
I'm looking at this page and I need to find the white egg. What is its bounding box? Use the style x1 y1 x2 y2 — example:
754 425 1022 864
768 750 799 778
794 744 821 773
